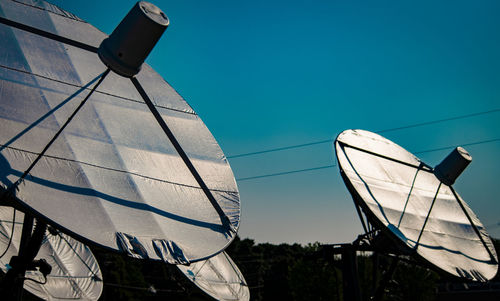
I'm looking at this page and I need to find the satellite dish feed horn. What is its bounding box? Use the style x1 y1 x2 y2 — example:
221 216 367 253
434 147 472 186
98 1 169 77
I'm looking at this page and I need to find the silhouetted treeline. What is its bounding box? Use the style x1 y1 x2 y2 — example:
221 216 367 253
9 237 500 300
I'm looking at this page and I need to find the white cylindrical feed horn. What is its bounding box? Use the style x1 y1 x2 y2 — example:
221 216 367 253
434 147 472 185
98 1 169 77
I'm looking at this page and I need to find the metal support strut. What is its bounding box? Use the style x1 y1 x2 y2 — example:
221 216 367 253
0 214 47 300
131 77 233 233
372 256 399 301
341 244 362 301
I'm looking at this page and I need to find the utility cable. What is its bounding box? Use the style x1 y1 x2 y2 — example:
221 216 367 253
236 165 335 182
228 140 332 159
486 222 500 228
104 282 184 293
235 137 500 182
227 108 500 159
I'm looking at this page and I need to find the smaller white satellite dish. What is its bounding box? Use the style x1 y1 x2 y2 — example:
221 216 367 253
0 206 103 301
335 129 498 282
177 251 250 301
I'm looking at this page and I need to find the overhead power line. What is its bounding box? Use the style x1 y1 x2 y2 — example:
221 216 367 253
486 222 500 229
375 108 500 133
104 282 184 293
236 164 335 181
228 140 332 159
235 137 500 182
227 108 500 159
413 138 500 154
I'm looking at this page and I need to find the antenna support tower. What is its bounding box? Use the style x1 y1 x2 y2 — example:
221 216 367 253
434 147 472 186
322 233 402 301
98 1 169 77
0 214 47 301
340 244 362 301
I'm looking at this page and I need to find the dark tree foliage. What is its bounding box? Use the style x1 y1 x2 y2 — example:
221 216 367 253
288 243 340 300
384 259 439 301
1 237 499 300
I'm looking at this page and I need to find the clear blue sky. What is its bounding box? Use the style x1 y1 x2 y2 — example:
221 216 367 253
49 0 500 244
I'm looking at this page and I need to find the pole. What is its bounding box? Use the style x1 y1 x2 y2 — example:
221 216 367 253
372 257 398 301
372 252 379 297
341 244 361 301
0 214 47 300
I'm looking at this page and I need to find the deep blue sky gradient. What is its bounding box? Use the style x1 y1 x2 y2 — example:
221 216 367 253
49 0 500 243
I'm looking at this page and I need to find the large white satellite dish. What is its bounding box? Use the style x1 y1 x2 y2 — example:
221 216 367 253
0 0 240 267
0 206 103 300
335 129 498 281
177 251 250 301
